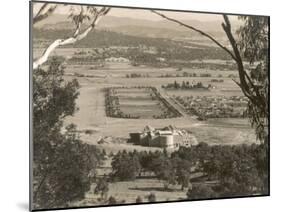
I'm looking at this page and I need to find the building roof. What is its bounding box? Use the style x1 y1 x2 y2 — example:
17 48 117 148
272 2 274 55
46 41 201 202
144 125 154 132
158 130 173 135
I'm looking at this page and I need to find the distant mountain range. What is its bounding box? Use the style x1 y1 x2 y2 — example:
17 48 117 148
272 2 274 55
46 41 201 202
35 14 241 40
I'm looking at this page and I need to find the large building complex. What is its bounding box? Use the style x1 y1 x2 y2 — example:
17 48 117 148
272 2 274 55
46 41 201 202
129 125 198 149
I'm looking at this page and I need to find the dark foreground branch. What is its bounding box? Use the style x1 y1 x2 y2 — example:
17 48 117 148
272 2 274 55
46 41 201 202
151 10 237 61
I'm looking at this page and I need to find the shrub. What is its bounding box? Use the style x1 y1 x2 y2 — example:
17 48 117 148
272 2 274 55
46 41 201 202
108 196 117 205
147 193 156 202
136 196 143 203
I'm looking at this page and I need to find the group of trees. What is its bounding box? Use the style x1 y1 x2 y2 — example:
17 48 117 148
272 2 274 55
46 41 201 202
33 58 106 209
32 4 114 208
162 80 209 90
211 79 224 83
110 150 192 191
125 73 151 78
104 88 121 118
173 142 268 198
110 142 268 199
94 177 110 202
169 61 238 71
159 72 236 78
160 72 199 78
104 88 141 119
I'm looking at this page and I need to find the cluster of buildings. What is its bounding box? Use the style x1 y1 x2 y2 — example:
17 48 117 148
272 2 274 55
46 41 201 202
129 125 198 149
175 95 248 119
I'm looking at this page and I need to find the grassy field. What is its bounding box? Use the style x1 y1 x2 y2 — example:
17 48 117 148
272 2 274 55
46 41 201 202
58 51 258 147
70 177 188 207
62 65 257 149
115 88 164 119
186 118 257 145
74 156 190 206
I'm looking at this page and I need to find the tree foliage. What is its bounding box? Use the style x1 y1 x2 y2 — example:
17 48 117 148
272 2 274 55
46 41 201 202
33 57 103 209
172 157 191 190
177 143 268 198
153 155 177 189
110 149 192 191
94 177 109 200
136 196 143 203
108 196 117 205
237 16 269 141
187 184 218 200
147 193 156 202
109 142 267 200
111 150 141 181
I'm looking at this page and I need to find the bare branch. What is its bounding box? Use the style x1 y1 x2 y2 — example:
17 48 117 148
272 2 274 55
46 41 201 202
232 78 255 103
33 4 58 25
222 15 251 92
222 15 266 110
34 3 48 20
151 10 237 61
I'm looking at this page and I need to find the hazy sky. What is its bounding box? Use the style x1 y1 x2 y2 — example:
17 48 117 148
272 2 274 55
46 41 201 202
108 8 231 22
33 3 239 22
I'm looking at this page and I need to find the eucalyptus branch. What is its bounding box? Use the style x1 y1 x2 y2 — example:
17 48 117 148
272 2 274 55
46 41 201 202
33 7 111 69
34 4 58 24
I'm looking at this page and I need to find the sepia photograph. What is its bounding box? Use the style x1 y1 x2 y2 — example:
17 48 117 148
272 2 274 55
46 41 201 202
31 0 269 211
